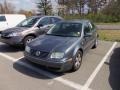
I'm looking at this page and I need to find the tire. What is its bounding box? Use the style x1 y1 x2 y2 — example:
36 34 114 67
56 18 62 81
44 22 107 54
71 51 82 72
92 39 98 49
23 36 35 45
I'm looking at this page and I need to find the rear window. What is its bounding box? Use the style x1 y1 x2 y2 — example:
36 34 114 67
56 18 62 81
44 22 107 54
0 16 6 22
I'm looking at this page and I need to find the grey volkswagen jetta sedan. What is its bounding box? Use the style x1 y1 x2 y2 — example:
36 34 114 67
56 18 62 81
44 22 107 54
0 16 63 46
24 20 98 72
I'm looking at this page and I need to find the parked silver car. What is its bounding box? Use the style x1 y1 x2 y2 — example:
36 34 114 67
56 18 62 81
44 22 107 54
0 16 63 46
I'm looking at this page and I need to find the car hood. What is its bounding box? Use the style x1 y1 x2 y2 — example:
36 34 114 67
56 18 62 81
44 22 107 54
1 27 29 34
28 35 78 52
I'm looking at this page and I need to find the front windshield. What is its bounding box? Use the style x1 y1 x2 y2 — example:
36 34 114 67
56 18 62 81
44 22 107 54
47 22 82 37
17 17 40 28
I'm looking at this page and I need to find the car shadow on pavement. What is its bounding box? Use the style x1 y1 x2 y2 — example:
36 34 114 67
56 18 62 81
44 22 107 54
13 58 65 80
0 44 24 52
108 47 120 90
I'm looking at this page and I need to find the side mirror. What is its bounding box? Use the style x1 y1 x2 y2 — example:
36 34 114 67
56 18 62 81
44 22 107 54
84 33 92 37
37 24 43 28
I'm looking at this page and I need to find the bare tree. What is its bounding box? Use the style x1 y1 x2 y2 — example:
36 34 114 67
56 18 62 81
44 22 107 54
87 0 107 14
58 0 86 15
37 0 52 15
0 0 15 14
76 0 86 15
0 3 4 14
102 0 120 19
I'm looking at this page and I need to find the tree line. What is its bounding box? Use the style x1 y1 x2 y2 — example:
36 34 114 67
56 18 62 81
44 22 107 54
57 0 120 22
0 0 120 22
0 0 36 17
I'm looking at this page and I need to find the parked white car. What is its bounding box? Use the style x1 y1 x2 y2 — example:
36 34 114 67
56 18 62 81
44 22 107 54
0 14 26 31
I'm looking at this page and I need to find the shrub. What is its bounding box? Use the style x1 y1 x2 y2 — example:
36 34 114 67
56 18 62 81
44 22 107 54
62 13 120 23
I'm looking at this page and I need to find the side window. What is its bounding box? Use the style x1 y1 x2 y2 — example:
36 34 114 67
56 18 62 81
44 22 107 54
89 22 95 31
0 16 6 22
39 17 51 26
88 22 92 30
51 17 62 24
84 23 91 35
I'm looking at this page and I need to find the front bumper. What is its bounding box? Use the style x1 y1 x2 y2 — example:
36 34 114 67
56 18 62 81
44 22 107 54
24 52 73 72
0 35 23 45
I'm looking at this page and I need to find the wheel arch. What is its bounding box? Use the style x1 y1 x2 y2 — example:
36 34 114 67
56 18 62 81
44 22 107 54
22 34 37 44
23 34 37 41
72 46 83 58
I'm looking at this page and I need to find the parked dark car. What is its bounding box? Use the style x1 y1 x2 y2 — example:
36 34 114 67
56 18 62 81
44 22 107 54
0 16 63 46
24 20 98 72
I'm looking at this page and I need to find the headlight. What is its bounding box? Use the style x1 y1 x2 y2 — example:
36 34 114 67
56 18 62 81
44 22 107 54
50 52 64 59
8 32 20 37
25 46 30 53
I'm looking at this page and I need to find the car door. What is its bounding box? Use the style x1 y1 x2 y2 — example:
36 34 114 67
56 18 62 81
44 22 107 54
88 21 97 47
40 17 53 30
83 22 93 53
37 17 52 35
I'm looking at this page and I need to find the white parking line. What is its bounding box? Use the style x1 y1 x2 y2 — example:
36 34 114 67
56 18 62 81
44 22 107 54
0 52 92 90
81 42 117 90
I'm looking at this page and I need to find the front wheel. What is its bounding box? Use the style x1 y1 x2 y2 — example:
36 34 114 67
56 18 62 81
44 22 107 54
23 36 35 45
71 51 82 71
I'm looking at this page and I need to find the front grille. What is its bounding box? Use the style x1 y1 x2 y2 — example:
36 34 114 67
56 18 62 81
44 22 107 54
30 49 49 58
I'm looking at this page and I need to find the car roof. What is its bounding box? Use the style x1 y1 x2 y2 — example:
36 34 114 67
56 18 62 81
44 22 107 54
30 15 63 19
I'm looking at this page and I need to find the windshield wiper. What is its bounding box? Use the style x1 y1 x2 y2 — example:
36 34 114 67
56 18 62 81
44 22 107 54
46 33 68 37
46 33 80 37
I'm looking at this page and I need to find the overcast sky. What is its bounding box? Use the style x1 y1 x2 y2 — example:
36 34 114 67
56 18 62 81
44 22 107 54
0 0 57 11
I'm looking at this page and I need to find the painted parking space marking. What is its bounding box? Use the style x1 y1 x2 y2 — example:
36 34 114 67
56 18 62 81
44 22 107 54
81 42 117 90
0 52 92 90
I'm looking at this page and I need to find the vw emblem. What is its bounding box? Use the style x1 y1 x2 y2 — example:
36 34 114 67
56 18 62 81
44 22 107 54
36 51 41 56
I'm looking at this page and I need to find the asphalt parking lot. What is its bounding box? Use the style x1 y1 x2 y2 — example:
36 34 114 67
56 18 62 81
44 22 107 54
0 40 120 90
